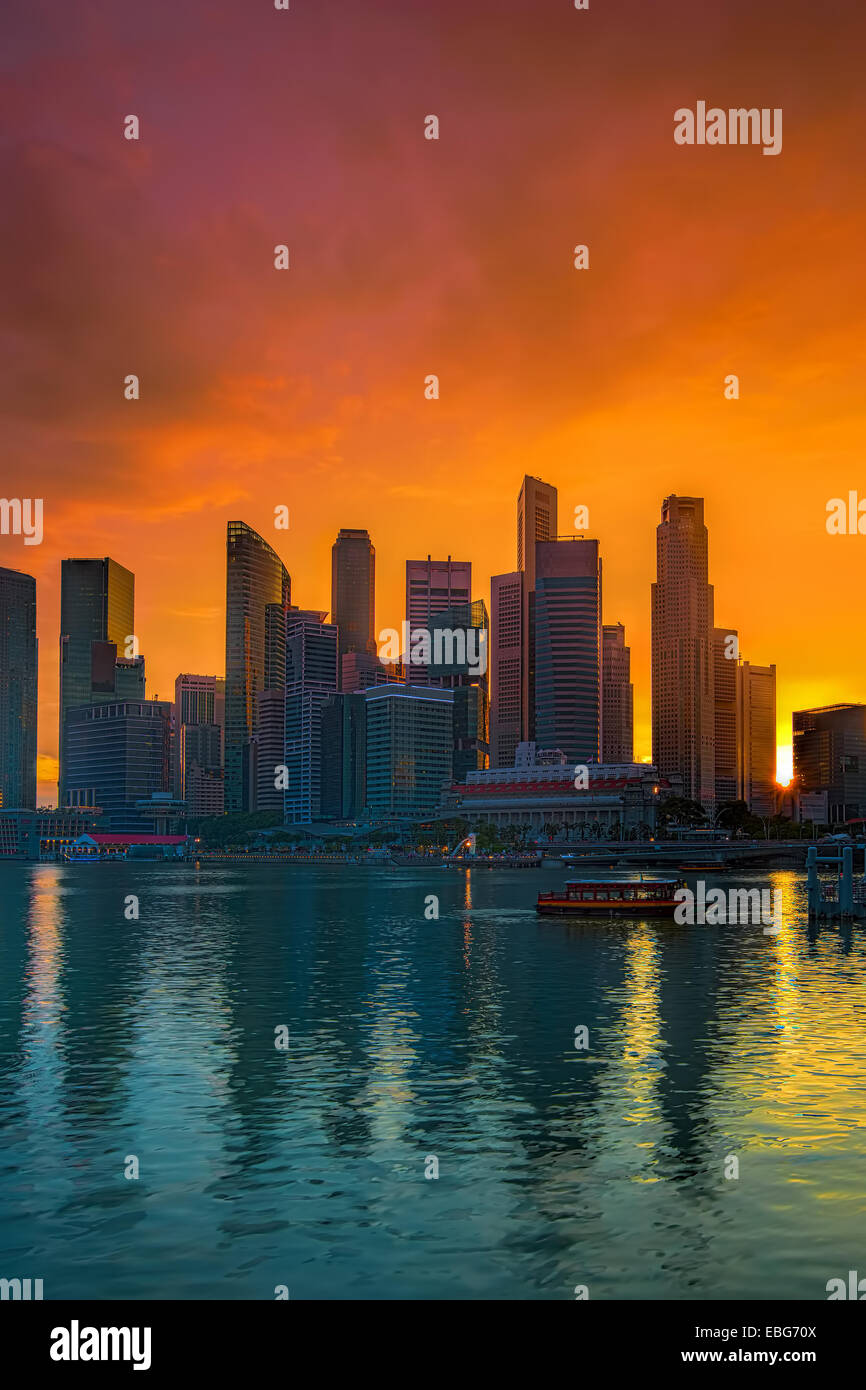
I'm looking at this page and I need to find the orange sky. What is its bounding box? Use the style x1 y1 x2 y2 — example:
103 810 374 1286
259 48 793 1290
1 0 865 804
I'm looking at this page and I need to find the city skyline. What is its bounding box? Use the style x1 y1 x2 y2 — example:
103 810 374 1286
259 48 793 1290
0 487 830 804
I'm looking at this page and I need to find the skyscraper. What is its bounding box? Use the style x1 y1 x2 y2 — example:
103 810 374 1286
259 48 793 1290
174 674 224 815
427 599 490 779
404 557 471 685
489 571 522 768
283 610 338 823
0 568 37 810
713 627 739 805
793 704 866 824
534 536 602 765
65 699 173 831
651 496 715 808
59 557 136 804
738 662 776 816
331 529 375 686
224 521 290 812
518 475 557 743
601 623 633 763
364 684 454 816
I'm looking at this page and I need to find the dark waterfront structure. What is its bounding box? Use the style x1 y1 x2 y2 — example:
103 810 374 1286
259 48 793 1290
534 537 602 765
601 623 633 764
793 704 866 824
0 806 99 859
651 496 715 809
58 557 135 803
331 529 376 688
224 522 290 813
64 699 173 831
284 610 338 823
364 684 453 816
0 567 38 810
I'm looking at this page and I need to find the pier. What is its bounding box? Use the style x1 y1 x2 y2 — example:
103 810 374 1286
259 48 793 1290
806 844 866 920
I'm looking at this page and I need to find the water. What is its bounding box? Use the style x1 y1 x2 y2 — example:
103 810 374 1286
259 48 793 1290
0 861 864 1300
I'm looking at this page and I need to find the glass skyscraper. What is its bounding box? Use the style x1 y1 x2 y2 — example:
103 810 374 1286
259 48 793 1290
59 557 136 804
534 537 602 765
0 567 38 809
331 529 375 687
224 522 290 812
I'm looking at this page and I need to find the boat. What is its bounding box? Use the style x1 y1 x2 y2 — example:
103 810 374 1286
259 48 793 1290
536 877 685 916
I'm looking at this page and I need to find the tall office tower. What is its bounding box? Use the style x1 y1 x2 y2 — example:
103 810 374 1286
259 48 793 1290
59 557 135 802
331 529 375 686
651 495 715 809
793 704 866 824
534 537 602 765
738 662 776 816
0 568 37 809
320 692 366 820
224 522 290 812
713 627 739 805
601 623 633 764
517 475 558 742
427 599 489 780
489 572 522 768
283 610 338 824
364 684 454 816
174 674 224 814
65 699 173 831
404 557 471 685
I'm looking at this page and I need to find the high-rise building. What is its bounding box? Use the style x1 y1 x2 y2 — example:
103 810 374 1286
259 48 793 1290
321 692 366 820
364 684 454 816
174 674 224 816
793 704 866 825
427 599 489 780
331 529 375 686
0 568 37 810
404 557 471 685
651 496 715 809
601 623 633 764
65 699 173 831
713 627 739 806
59 557 136 802
283 610 338 823
489 572 522 768
534 537 602 765
738 662 776 816
518 475 557 742
224 522 290 812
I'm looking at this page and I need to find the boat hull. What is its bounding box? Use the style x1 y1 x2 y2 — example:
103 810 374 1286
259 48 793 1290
537 898 679 916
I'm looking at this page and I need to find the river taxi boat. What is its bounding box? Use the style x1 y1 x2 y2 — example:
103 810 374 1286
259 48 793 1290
537 878 684 916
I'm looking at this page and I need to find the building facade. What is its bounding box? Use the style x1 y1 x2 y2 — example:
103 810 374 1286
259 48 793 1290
404 557 471 685
0 567 37 810
713 626 739 806
792 704 866 825
224 521 290 812
651 496 715 809
174 673 224 815
517 475 557 743
284 610 338 824
738 662 776 816
64 700 174 831
534 536 602 765
601 623 633 764
364 684 454 817
489 571 522 769
331 529 376 685
59 557 135 803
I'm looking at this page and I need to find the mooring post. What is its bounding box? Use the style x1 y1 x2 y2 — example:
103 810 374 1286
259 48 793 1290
806 844 820 916
841 845 854 916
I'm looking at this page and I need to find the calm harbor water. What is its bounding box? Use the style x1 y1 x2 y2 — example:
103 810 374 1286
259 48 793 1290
0 861 864 1300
